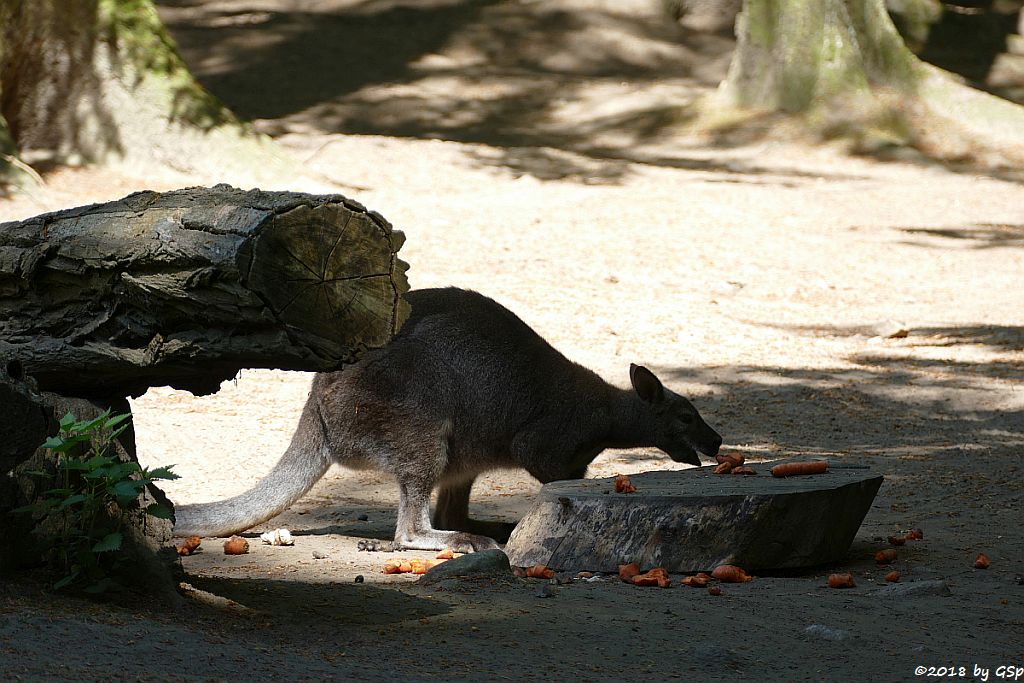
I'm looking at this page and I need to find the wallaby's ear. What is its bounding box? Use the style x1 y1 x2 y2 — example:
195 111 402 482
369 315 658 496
630 364 664 404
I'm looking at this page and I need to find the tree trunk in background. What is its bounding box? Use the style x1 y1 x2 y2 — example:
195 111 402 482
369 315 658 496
722 0 917 112
720 0 1024 163
0 0 320 193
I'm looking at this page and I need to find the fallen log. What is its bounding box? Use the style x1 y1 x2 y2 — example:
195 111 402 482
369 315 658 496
0 185 410 398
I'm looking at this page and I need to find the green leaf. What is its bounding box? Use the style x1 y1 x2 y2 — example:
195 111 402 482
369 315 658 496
58 413 77 430
146 465 179 481
91 532 123 553
41 436 66 450
113 480 143 497
145 503 173 519
104 413 131 429
79 411 112 433
58 494 87 509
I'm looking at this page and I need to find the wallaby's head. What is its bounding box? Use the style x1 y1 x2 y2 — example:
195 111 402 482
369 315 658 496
630 364 722 467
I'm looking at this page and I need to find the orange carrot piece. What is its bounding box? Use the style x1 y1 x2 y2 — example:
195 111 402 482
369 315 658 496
731 466 757 475
618 563 641 583
526 564 556 579
681 574 710 588
771 461 828 477
828 573 856 588
614 474 637 494
888 536 906 546
176 536 202 556
885 571 901 583
713 462 733 475
436 548 454 560
875 549 897 565
715 452 745 468
974 553 990 569
707 586 723 596
711 565 752 583
906 528 924 540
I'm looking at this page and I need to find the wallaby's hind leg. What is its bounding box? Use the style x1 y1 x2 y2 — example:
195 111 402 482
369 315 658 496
433 480 517 543
395 479 499 552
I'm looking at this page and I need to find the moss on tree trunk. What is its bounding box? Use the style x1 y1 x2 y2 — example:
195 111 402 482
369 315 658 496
719 0 1024 165
0 0 321 193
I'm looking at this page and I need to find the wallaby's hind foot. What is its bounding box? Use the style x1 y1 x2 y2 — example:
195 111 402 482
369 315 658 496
394 530 500 553
396 479 501 552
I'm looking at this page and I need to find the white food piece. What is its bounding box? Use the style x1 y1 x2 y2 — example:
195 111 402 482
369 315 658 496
260 528 295 546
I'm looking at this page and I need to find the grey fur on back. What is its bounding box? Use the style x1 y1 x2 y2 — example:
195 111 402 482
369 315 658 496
173 287 722 551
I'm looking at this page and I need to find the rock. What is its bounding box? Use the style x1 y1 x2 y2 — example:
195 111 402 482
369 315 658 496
505 463 883 572
871 580 951 598
417 549 512 586
535 584 553 598
354 575 364 583
804 624 850 642
312 550 328 560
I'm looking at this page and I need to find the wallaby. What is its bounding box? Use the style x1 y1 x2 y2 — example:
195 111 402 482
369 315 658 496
173 287 722 551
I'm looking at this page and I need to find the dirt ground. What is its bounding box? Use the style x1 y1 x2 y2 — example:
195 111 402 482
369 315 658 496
2 1 1024 681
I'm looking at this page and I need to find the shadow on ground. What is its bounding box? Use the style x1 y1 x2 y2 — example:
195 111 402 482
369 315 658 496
156 0 737 183
662 323 1024 458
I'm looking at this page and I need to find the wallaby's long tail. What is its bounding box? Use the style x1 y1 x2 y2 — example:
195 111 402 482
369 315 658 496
172 399 332 537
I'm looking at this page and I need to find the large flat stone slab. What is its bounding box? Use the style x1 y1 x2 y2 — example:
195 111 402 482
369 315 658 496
503 461 883 573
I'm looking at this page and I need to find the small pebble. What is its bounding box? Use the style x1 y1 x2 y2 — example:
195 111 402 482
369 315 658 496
354 575 364 584
357 514 369 522
535 584 553 598
312 550 328 560
1015 575 1023 586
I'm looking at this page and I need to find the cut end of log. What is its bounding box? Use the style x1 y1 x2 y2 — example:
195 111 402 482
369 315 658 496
1 186 410 398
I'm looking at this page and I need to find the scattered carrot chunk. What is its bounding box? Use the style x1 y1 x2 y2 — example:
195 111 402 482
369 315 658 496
711 565 752 583
885 571 901 583
618 563 641 583
828 573 856 589
974 553 990 569
771 461 828 477
614 474 637 494
715 452 745 468
713 462 733 475
176 536 201 556
875 549 897 565
526 564 556 579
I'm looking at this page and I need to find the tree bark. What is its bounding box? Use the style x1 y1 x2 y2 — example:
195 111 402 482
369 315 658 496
722 0 918 112
0 0 325 193
0 185 410 399
720 0 1024 162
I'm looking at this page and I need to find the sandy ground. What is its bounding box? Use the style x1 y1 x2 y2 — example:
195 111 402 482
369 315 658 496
2 1 1024 680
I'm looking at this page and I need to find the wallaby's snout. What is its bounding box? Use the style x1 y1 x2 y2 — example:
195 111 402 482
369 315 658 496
630 364 722 467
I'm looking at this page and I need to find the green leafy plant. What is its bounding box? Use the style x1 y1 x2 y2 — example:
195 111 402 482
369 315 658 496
15 410 178 593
